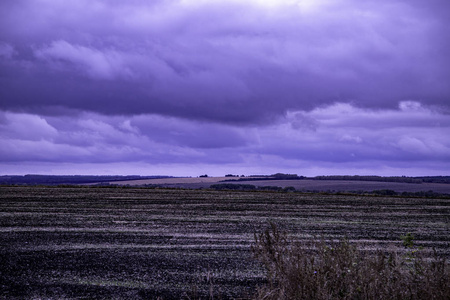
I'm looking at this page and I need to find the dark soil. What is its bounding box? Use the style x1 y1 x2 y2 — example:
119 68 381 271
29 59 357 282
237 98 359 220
1 186 448 299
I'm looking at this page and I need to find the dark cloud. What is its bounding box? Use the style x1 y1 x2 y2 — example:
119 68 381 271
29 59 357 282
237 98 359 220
1 0 449 175
1 0 449 124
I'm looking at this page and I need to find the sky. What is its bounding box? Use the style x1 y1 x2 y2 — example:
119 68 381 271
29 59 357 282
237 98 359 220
1 0 449 177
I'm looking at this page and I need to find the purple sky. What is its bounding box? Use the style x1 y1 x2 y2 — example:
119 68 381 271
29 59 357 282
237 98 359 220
1 0 449 176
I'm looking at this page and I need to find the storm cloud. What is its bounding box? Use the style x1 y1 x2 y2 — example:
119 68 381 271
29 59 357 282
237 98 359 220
1 0 449 175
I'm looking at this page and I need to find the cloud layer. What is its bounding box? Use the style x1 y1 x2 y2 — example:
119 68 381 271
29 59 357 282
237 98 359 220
1 101 449 175
1 0 449 175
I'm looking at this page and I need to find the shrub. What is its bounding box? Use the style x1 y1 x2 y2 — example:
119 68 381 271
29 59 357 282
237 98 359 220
210 183 256 190
252 223 449 300
400 232 415 248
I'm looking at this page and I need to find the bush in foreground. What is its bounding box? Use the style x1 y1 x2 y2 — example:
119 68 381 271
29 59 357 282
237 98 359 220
252 223 449 300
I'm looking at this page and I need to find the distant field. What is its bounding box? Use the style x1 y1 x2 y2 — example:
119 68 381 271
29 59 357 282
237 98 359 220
223 179 450 194
109 177 450 194
1 186 449 299
106 176 241 186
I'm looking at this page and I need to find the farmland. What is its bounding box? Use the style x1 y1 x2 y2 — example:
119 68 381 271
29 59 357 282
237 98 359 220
0 186 449 299
107 177 450 194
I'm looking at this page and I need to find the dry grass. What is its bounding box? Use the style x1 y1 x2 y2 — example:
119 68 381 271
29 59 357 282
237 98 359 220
252 223 450 300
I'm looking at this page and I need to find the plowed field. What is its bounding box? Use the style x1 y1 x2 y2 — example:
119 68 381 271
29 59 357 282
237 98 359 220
1 186 448 299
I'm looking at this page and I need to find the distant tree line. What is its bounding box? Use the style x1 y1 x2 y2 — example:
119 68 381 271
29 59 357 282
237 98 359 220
221 174 450 184
228 174 450 184
0 175 169 186
211 183 256 190
417 176 450 184
312 175 450 184
211 184 298 192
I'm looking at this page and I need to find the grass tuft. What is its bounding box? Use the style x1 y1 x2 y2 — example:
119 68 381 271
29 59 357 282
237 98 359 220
252 223 450 300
